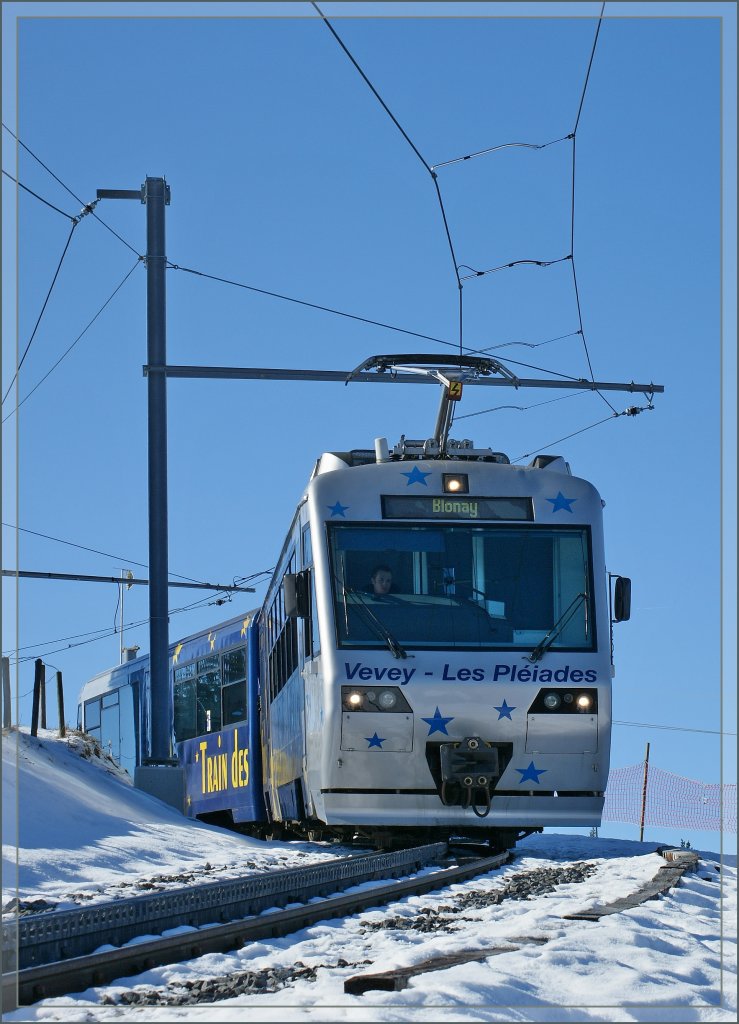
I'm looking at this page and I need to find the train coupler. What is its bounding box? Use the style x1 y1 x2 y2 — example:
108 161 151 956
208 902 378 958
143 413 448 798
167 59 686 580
439 736 500 818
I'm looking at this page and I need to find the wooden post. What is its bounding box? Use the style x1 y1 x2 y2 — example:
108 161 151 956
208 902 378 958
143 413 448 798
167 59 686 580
1 657 10 729
39 666 47 729
56 671 66 738
639 741 650 842
30 659 42 737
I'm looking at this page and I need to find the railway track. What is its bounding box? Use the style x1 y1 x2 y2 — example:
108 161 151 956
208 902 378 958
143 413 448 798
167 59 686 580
1 845 699 1008
2 842 508 1005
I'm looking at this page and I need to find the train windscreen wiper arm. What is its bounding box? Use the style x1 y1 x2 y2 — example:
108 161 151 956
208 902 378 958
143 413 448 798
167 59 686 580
526 592 587 663
344 586 409 660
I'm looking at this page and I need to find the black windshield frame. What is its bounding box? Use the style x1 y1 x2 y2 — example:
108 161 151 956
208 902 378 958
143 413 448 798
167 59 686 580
327 521 597 653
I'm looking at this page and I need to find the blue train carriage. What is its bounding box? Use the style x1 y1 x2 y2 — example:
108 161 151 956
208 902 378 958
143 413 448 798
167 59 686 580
262 436 630 847
77 611 266 825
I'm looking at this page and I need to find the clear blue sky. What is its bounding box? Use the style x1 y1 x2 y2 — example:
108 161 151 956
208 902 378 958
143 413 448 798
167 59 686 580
2 1 736 853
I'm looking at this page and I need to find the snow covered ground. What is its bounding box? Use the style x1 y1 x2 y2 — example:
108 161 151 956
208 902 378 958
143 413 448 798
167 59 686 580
2 728 736 1022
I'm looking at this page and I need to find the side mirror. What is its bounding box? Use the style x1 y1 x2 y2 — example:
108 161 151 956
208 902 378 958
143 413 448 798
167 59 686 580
284 570 310 619
613 576 631 622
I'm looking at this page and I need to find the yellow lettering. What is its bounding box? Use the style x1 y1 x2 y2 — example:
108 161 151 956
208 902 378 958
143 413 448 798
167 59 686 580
431 498 477 517
219 753 228 791
231 728 240 788
199 741 208 794
237 748 249 787
206 757 213 793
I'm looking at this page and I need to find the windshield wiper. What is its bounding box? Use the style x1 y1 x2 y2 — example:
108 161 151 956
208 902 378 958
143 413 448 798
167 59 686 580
526 592 588 663
344 585 410 660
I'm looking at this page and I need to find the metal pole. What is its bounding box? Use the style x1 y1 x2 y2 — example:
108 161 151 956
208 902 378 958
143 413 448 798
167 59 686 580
639 741 650 842
2 657 11 729
56 671 66 738
30 659 42 737
144 176 173 764
39 668 47 729
119 571 124 665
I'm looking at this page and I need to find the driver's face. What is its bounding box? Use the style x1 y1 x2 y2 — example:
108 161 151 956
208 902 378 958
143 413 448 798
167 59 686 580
372 571 393 594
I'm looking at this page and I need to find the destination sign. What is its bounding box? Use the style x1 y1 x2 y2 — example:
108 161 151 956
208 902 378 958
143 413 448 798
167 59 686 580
381 495 534 521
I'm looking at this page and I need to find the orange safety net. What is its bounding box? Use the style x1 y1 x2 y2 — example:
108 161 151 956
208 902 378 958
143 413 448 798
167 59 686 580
603 763 737 833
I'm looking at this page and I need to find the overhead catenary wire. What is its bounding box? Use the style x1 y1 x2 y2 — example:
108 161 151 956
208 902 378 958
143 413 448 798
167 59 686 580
168 260 611 394
2 122 142 259
167 261 457 349
1 168 77 221
567 2 615 414
2 219 79 406
430 134 574 171
4 568 274 661
0 520 247 589
310 0 618 416
309 1 465 353
468 329 583 355
168 260 590 386
9 585 255 666
426 3 614 418
458 255 572 282
12 605 206 664
513 402 653 463
2 259 143 424
455 388 589 421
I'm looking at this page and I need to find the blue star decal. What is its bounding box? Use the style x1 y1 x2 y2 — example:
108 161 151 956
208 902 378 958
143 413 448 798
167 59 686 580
365 732 386 749
401 466 432 487
546 491 577 514
327 501 349 517
515 760 548 785
494 699 516 721
421 706 455 736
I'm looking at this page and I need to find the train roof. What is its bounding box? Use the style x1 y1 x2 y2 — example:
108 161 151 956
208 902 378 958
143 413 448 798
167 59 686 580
78 608 260 700
312 446 572 476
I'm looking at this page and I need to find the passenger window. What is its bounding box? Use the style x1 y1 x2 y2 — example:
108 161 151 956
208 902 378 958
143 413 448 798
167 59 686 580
85 698 101 730
222 681 247 724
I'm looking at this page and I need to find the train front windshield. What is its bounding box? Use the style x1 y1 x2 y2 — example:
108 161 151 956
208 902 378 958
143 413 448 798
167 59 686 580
329 523 595 651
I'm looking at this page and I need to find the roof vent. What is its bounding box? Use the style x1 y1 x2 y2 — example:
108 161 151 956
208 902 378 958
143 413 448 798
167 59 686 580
528 454 572 474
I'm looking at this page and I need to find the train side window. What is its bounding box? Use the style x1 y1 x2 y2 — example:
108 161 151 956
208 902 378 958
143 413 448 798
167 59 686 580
221 647 247 725
101 691 120 762
197 664 221 734
264 548 301 702
222 648 246 683
174 678 196 741
174 662 197 741
302 524 321 658
85 697 101 732
222 682 246 724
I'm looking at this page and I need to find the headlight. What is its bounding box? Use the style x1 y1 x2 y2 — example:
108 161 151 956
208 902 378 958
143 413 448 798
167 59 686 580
576 694 592 710
442 473 469 494
543 692 561 710
341 685 412 713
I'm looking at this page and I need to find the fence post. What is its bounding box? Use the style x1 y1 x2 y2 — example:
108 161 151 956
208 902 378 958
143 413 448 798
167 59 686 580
30 659 43 737
639 741 650 842
2 657 10 729
40 667 47 729
56 671 66 738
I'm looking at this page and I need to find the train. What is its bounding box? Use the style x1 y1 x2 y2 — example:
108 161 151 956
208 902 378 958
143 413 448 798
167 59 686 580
78 361 632 850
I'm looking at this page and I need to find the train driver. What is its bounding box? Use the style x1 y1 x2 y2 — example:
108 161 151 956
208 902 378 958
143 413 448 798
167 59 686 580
368 564 395 596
